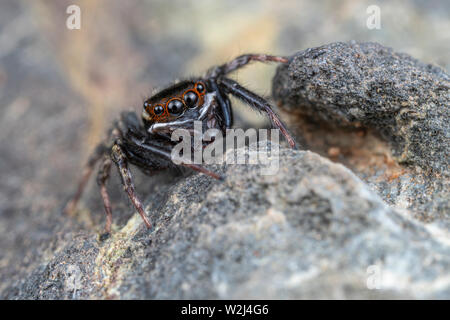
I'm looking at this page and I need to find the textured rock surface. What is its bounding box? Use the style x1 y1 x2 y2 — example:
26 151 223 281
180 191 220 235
3 145 450 299
273 41 449 172
273 41 449 224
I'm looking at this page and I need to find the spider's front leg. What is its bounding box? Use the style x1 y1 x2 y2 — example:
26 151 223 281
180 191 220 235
126 132 225 181
207 54 288 78
218 77 297 149
111 143 152 230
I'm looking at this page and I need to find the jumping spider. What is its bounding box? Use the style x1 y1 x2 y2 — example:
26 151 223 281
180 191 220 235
64 54 296 236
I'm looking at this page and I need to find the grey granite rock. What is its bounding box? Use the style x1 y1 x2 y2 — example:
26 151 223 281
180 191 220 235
3 144 450 299
272 41 449 223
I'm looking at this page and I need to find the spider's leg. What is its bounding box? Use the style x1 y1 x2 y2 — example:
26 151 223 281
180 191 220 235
64 143 108 216
111 143 152 229
218 77 297 149
183 163 224 181
65 112 135 217
207 54 288 78
96 156 113 234
209 80 233 129
127 134 224 180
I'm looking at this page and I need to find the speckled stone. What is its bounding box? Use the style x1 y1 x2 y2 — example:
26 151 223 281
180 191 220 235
272 41 449 224
273 41 449 173
2 144 450 299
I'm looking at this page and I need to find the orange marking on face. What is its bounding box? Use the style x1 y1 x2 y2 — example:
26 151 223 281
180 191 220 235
144 81 207 123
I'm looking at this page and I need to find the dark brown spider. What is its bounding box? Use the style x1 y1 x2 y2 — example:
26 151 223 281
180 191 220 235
64 54 296 236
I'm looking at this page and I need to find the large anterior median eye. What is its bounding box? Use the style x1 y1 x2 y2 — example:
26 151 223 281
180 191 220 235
167 99 184 116
183 91 198 108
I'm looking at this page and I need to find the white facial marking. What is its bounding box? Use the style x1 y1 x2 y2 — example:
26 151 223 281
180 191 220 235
148 92 216 134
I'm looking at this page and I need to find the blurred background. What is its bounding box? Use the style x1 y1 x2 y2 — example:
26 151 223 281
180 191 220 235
0 0 448 294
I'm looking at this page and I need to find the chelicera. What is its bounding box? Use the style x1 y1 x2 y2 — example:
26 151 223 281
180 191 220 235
64 54 296 237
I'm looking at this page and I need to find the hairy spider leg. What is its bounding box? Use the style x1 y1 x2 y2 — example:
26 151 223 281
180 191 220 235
111 143 152 229
127 133 224 180
64 143 108 216
218 77 297 149
208 54 288 78
209 80 233 129
96 156 113 234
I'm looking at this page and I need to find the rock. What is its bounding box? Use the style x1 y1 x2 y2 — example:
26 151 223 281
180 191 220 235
272 41 449 223
2 144 450 299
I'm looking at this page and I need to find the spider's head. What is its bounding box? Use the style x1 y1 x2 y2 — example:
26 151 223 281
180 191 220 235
142 80 218 135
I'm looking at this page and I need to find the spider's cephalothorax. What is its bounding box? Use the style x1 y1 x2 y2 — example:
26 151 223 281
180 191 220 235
64 54 296 237
141 80 222 135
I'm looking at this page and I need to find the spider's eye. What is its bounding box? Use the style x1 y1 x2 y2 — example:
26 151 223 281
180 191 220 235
167 99 184 116
183 91 198 108
153 105 164 115
196 82 205 93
